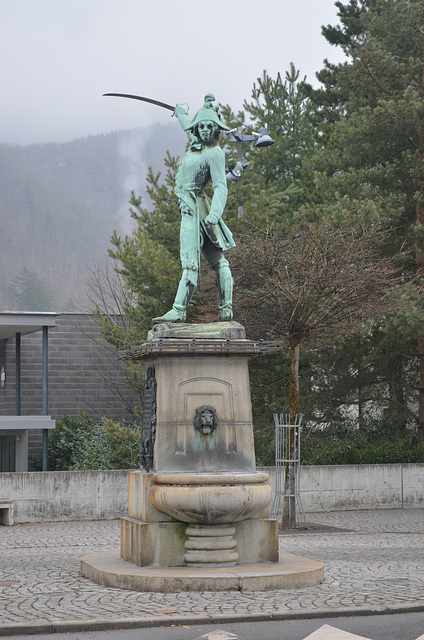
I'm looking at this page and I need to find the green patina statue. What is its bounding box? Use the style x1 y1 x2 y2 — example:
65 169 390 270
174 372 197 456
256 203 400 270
152 94 235 324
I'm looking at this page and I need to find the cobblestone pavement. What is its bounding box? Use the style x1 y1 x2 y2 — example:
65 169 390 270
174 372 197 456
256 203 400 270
0 509 423 635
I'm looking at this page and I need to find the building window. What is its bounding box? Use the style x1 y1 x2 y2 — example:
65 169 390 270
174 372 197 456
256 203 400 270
0 436 16 472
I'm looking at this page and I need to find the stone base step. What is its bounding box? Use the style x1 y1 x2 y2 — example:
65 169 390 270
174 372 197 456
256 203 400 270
80 550 324 593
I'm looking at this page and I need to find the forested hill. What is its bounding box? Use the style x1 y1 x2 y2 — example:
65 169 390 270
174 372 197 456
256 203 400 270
0 121 186 311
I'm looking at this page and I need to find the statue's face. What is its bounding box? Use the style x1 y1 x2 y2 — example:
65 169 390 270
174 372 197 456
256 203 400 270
194 406 218 435
198 120 218 143
200 410 214 428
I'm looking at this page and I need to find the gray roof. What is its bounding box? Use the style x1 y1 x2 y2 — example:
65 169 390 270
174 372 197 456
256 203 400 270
0 312 57 340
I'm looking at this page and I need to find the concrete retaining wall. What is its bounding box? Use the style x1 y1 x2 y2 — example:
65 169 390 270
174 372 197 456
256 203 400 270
0 464 422 523
0 470 131 523
267 463 424 513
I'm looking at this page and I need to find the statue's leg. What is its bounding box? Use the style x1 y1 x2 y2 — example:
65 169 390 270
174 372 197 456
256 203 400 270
204 242 234 321
152 205 199 324
151 267 198 323
215 256 233 321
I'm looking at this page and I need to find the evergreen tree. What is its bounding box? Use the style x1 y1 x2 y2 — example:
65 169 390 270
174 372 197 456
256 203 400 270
243 65 317 188
9 267 55 311
309 0 424 442
221 66 317 232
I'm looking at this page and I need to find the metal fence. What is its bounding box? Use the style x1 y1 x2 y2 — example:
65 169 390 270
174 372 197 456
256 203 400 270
270 413 305 527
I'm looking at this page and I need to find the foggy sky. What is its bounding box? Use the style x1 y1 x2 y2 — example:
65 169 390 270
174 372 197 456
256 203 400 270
0 0 346 146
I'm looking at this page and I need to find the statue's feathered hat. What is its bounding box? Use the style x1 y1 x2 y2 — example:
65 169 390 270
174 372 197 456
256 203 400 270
185 93 231 132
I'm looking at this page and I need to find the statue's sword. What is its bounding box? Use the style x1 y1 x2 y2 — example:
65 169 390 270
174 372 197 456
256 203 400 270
103 93 175 112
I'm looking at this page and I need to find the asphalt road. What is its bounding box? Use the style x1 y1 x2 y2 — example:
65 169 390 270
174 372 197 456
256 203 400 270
1 612 424 640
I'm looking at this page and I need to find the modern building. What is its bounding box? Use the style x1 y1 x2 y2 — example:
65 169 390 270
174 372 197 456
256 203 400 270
0 312 137 472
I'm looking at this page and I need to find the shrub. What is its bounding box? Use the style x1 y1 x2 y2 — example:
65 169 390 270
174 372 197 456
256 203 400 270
301 420 424 465
48 413 141 470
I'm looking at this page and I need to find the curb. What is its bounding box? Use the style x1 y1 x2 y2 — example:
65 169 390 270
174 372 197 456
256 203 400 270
2 604 424 636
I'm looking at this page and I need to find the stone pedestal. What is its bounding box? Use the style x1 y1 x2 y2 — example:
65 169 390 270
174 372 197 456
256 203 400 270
81 322 324 591
146 354 256 474
121 322 278 568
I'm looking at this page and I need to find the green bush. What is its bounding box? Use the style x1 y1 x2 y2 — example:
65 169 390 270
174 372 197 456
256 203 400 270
301 420 424 465
48 413 141 470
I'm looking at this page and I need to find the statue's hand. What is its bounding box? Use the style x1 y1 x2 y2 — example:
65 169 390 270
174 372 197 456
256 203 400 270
174 104 188 117
205 214 220 245
180 204 193 216
205 214 219 226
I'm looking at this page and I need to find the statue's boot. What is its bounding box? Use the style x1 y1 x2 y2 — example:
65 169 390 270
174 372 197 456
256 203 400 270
152 306 186 323
215 260 234 322
152 270 196 324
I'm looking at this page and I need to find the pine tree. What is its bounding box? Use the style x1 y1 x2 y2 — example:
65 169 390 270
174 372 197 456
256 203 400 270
221 66 317 232
309 0 424 442
9 267 55 311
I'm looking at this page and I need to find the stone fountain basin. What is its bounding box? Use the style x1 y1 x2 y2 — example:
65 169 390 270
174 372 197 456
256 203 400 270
150 471 271 525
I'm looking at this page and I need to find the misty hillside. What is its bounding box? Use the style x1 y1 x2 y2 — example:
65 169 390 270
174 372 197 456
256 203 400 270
0 122 186 311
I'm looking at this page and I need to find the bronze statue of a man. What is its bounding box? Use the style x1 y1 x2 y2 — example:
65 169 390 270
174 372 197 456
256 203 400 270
153 94 235 324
